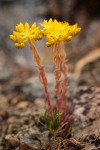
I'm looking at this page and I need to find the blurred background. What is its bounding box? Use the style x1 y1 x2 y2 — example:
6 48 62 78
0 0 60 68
0 0 100 88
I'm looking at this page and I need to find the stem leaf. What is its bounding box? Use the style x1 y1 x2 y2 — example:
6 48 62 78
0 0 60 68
52 111 61 131
44 111 51 129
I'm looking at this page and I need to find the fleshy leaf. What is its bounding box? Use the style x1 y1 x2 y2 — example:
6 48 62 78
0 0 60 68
52 111 61 131
44 111 51 129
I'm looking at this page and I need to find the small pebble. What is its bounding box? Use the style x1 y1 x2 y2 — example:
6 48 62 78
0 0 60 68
5 134 19 146
17 101 29 108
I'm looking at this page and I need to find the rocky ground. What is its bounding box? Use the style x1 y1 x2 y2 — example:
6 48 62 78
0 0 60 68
0 51 100 149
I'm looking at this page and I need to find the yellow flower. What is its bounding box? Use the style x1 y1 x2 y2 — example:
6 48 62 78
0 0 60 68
41 19 81 46
10 22 42 48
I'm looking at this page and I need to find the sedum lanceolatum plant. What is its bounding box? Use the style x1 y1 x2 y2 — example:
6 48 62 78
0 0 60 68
10 19 81 137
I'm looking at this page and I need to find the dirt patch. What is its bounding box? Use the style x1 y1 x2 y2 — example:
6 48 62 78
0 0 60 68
0 67 99 150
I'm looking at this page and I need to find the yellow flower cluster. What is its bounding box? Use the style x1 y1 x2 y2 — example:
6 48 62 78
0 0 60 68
41 19 81 46
10 22 42 48
10 19 81 48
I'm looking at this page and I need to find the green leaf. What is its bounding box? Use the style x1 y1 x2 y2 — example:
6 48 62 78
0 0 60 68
52 111 61 131
44 111 51 129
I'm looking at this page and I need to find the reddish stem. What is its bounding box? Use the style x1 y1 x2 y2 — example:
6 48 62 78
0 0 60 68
60 43 68 123
54 42 68 124
53 44 62 110
61 61 68 111
29 40 53 121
